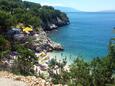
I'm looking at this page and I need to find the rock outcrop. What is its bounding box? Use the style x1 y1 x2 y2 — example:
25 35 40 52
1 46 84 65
26 29 64 52
42 16 70 31
7 26 64 53
6 23 64 53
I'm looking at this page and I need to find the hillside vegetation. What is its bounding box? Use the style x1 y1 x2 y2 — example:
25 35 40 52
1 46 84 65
0 0 69 32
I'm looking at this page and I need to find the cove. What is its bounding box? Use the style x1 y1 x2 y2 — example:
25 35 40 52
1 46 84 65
48 12 115 62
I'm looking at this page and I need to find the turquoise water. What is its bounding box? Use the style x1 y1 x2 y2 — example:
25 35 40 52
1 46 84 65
49 12 115 61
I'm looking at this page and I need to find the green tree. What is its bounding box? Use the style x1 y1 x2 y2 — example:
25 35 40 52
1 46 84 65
90 57 113 86
0 35 11 60
69 58 91 86
0 10 17 33
13 44 37 75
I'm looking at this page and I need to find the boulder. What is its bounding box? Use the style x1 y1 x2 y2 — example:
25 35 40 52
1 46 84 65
14 34 25 41
47 38 64 51
52 43 64 51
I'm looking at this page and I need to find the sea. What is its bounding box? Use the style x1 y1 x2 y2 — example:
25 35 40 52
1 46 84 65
48 12 115 63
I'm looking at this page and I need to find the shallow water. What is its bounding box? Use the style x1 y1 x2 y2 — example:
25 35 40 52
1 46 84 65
49 12 115 62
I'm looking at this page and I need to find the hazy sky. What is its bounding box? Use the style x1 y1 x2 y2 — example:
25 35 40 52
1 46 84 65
23 0 115 12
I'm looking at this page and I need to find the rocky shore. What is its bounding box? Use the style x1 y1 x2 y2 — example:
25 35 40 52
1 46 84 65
8 26 64 53
29 18 70 52
25 28 64 52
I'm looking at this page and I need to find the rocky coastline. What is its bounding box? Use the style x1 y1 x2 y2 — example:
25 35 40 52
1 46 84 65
27 28 64 52
8 21 69 53
42 16 70 31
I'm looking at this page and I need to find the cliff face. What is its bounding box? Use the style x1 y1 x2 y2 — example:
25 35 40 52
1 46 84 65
42 16 70 31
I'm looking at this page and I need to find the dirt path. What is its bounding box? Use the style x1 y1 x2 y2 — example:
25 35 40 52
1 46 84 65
0 78 27 86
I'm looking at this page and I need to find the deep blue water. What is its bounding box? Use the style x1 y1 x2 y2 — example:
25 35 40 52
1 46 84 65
49 12 115 61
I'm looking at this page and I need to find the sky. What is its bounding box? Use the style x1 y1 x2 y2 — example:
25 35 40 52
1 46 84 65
23 0 115 12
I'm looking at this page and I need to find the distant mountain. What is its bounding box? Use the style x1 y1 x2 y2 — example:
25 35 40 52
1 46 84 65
99 10 115 12
54 6 80 12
